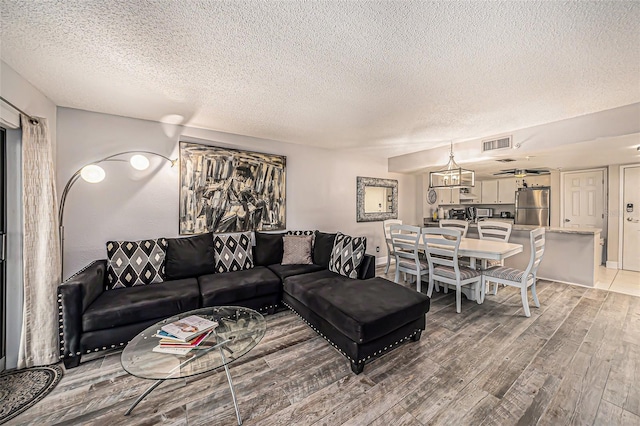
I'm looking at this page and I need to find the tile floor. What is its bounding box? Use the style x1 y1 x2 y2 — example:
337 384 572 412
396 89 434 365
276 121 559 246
595 266 640 297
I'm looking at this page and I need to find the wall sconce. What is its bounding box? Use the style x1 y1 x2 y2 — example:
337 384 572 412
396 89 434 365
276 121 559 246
58 150 177 275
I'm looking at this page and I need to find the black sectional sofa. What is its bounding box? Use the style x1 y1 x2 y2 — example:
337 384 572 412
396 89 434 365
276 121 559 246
58 230 430 374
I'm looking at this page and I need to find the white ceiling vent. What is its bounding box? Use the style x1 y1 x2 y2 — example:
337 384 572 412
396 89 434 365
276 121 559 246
482 136 512 152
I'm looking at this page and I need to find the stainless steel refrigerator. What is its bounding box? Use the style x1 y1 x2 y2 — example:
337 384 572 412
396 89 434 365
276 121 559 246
515 187 550 226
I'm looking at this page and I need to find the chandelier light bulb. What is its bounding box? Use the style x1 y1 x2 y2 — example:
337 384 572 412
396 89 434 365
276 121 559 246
130 154 150 170
80 164 106 183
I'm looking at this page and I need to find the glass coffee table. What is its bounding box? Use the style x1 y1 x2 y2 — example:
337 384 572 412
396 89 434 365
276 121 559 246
121 306 266 425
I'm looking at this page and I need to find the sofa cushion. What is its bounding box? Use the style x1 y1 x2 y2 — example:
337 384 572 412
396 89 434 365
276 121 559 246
198 266 281 306
313 231 336 269
106 238 168 289
82 278 200 332
329 232 367 279
282 269 338 300
267 263 325 281
253 232 284 266
165 233 215 280
284 275 430 344
282 235 314 265
213 232 254 273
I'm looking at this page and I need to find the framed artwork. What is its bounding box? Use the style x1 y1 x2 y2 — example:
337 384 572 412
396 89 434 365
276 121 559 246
179 141 286 234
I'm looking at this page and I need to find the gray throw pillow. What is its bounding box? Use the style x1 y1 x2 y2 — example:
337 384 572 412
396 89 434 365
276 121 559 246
281 235 314 265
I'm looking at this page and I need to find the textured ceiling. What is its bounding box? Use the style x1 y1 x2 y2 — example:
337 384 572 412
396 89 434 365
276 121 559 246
1 1 639 158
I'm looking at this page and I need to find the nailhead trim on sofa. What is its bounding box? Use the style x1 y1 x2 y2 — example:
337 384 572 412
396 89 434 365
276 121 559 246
282 301 418 366
58 302 280 359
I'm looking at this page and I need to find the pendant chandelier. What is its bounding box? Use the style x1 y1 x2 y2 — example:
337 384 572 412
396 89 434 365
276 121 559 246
429 141 475 188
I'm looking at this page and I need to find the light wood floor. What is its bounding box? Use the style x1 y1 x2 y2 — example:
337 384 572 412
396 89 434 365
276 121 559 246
8 269 640 426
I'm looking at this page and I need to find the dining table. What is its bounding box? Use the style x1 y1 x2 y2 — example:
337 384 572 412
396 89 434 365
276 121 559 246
421 237 524 302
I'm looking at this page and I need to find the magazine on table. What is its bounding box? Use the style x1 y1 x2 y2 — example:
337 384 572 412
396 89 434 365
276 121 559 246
152 345 193 355
159 330 213 348
159 315 218 342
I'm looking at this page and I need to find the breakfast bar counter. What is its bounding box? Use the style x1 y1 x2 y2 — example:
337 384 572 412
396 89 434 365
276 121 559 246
422 220 602 287
503 226 601 287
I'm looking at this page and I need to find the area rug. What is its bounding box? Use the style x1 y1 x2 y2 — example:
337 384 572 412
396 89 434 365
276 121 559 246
0 364 63 424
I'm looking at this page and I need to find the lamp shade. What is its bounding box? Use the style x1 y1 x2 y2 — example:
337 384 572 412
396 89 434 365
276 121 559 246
80 164 106 183
130 154 150 170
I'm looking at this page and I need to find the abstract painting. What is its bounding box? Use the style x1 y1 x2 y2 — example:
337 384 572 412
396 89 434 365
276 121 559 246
179 141 286 234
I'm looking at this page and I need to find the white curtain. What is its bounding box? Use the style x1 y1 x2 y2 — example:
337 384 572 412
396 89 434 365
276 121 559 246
18 115 61 368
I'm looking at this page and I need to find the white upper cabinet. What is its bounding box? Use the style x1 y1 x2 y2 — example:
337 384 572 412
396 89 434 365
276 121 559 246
437 188 460 205
498 178 517 204
480 178 516 204
481 180 499 204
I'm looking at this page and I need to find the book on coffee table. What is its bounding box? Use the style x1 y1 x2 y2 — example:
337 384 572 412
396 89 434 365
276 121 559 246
160 315 218 342
152 345 193 355
158 330 213 348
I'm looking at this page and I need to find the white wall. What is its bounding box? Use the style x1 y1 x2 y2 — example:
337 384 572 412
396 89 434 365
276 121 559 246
1 60 57 370
57 108 418 276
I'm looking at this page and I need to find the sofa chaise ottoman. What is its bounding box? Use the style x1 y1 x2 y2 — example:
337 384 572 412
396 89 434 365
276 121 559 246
283 270 431 374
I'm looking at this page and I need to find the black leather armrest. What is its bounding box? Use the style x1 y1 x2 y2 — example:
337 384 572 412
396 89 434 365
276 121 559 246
358 254 376 280
58 260 107 359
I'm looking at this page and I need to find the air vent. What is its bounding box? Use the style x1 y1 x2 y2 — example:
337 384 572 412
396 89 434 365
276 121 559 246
482 136 512 152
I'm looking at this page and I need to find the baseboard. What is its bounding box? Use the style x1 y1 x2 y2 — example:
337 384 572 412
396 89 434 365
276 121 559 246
605 261 619 269
375 256 392 267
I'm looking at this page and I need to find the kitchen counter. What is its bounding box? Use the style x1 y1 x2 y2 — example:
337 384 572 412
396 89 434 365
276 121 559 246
512 225 601 234
423 219 601 235
421 218 602 287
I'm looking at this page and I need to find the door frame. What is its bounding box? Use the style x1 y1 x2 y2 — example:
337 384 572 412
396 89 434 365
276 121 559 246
618 163 640 270
0 128 5 373
559 167 607 230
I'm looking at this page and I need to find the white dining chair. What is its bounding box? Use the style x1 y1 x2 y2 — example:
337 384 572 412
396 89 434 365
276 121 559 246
390 224 428 293
424 227 482 313
481 228 546 317
477 221 513 295
439 219 469 238
383 219 403 274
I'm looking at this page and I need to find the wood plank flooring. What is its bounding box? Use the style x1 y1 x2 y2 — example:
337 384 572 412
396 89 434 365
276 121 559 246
8 269 640 426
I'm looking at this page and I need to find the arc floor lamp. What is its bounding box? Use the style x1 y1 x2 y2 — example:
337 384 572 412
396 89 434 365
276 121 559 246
58 150 177 276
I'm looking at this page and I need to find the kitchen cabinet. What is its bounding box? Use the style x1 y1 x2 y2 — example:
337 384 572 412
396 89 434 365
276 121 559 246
480 179 516 204
498 178 517 203
517 175 551 188
437 188 460 205
481 180 499 204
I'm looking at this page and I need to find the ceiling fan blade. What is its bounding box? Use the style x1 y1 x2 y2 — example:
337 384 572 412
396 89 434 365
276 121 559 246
493 169 516 175
524 169 550 175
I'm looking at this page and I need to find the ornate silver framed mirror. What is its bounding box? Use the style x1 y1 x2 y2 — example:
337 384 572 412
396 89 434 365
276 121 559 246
356 176 398 222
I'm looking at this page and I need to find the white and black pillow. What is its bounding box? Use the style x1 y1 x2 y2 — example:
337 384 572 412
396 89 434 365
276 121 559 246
213 232 254 273
329 232 367 279
286 230 315 236
106 238 168 289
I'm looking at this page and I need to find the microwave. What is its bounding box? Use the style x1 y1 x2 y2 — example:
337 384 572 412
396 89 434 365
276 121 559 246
476 208 493 218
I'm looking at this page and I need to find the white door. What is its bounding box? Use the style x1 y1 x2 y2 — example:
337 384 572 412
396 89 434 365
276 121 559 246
622 166 640 271
563 170 604 229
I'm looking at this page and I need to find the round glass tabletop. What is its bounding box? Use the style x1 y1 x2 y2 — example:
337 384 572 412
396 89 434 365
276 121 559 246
121 306 266 380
